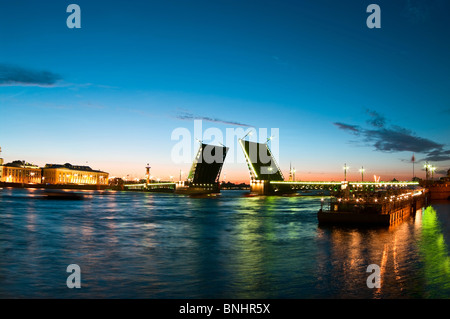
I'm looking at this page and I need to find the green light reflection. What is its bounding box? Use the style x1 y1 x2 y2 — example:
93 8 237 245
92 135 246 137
419 206 450 298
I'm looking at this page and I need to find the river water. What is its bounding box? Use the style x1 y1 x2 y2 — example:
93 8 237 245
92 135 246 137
0 188 449 298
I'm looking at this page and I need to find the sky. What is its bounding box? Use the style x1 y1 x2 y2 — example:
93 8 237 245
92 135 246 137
0 0 449 183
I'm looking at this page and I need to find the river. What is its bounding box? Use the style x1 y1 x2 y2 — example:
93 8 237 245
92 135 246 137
0 188 449 298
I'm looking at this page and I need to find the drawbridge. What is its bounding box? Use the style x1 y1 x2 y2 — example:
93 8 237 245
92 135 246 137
239 138 292 195
175 143 229 195
124 143 228 195
238 138 419 195
125 138 419 196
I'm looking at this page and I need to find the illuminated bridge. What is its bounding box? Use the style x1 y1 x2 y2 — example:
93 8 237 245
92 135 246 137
238 138 419 195
175 143 229 195
125 139 419 196
125 143 229 195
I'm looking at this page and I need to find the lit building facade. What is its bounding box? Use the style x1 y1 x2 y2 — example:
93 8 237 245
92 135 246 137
0 160 42 184
42 163 109 185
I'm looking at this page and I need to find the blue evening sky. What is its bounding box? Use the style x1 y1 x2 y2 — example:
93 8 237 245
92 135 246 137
1 0 449 182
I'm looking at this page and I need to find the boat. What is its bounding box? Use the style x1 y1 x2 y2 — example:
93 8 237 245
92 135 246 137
318 189 427 226
44 190 85 200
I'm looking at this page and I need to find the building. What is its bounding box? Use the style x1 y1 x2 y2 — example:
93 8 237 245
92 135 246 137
42 163 109 186
0 160 42 184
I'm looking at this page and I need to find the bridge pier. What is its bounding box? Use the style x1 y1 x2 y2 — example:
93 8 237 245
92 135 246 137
250 180 297 195
250 180 270 195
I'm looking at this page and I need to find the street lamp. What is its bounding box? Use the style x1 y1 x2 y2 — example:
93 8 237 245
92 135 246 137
424 161 431 181
430 165 436 180
291 168 296 182
343 164 349 181
359 166 365 182
268 167 273 182
241 130 254 140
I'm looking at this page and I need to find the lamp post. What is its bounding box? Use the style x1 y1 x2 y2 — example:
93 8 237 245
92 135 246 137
424 161 431 181
359 166 365 182
343 163 349 181
241 130 254 140
430 165 436 181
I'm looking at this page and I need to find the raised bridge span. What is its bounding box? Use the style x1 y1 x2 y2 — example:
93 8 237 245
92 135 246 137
125 143 229 195
238 138 419 195
125 139 419 195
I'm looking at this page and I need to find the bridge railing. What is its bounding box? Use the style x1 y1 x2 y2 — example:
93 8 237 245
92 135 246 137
270 181 419 187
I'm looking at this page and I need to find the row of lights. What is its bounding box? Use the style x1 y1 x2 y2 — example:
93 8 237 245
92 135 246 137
191 184 215 187
333 191 421 204
350 183 409 188
345 162 439 182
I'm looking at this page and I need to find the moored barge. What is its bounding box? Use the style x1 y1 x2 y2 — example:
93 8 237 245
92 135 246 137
318 189 427 226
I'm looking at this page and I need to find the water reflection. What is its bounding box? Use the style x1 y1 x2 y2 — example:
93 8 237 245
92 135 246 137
315 210 426 298
227 196 320 298
419 206 450 298
0 188 449 298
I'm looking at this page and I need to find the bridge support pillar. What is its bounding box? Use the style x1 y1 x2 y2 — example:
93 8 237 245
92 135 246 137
250 180 271 195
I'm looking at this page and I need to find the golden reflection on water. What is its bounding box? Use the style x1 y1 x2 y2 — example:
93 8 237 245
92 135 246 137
315 206 450 298
211 195 450 298
316 211 422 298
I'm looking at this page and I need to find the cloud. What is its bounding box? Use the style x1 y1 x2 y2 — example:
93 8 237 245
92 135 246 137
0 64 62 87
435 169 449 176
333 122 360 133
421 149 450 162
334 110 450 162
364 127 444 153
176 112 252 127
366 110 386 128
